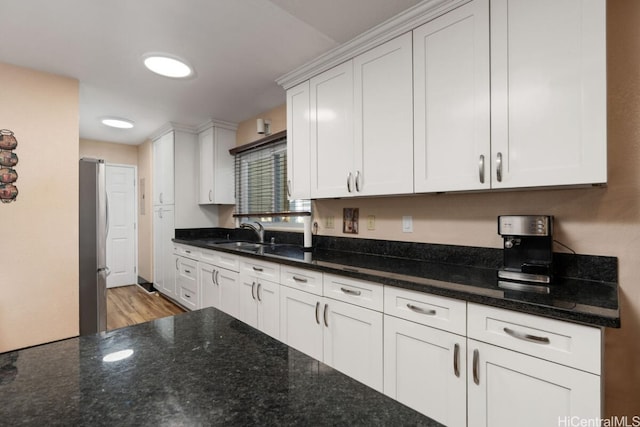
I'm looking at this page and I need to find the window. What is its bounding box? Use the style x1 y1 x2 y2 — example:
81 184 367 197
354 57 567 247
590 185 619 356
234 135 310 226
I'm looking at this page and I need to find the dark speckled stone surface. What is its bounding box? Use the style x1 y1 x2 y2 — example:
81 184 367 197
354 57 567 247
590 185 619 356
174 228 619 328
0 308 438 426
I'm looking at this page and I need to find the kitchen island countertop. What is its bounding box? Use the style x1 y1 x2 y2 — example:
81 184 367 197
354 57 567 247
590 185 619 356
0 307 438 426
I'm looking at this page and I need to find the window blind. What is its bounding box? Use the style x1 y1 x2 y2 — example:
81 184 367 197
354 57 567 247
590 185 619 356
234 136 310 220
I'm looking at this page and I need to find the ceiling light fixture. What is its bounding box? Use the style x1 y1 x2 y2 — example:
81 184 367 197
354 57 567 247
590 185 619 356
101 117 135 129
143 53 194 79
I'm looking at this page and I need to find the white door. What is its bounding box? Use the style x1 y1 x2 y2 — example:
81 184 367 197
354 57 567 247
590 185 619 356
200 262 219 309
354 32 414 196
256 279 280 340
279 286 323 361
106 164 137 288
413 0 490 192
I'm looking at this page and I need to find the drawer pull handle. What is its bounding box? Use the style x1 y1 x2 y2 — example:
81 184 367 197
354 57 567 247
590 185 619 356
185 250 191 254
293 275 308 283
473 349 480 385
185 293 191 299
503 327 550 345
407 303 436 316
453 343 460 377
323 303 329 327
184 270 191 274
340 287 361 296
315 302 320 325
252 266 264 272
251 282 256 300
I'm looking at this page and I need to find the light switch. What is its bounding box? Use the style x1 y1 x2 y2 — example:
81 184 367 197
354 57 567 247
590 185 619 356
402 215 413 233
367 215 376 230
325 216 335 229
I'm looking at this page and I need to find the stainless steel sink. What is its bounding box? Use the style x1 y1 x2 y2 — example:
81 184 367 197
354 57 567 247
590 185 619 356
214 241 266 252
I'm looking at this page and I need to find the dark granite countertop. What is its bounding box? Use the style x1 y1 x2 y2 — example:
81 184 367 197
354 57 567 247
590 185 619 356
0 308 437 426
173 230 620 328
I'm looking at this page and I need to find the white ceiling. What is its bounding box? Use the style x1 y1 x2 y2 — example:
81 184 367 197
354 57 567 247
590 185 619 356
0 0 421 144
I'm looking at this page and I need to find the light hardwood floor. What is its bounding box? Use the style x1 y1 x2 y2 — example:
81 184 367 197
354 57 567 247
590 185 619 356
107 285 185 331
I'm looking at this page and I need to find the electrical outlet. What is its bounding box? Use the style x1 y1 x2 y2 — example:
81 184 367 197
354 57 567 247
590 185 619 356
325 216 335 229
367 215 376 230
402 215 413 233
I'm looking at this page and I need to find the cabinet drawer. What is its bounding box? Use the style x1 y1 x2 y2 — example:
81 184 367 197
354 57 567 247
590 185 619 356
467 303 602 374
384 286 466 336
174 243 199 260
178 286 198 311
324 274 383 311
281 265 323 296
200 248 240 272
240 258 280 282
176 257 197 293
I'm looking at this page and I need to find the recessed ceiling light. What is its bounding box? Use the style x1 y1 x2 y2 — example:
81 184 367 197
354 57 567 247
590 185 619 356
101 117 135 129
143 53 194 78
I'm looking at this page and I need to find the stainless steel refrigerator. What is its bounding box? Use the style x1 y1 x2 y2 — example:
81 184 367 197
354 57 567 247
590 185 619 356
79 158 109 335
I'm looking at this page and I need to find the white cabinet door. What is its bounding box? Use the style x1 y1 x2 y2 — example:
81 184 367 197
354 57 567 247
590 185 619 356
218 266 240 318
490 0 606 188
256 279 280 340
279 285 324 361
323 298 383 392
198 127 215 204
384 315 466 426
152 131 174 205
354 32 413 196
413 0 490 192
238 272 259 328
153 206 175 298
310 61 354 198
286 81 311 200
199 262 219 310
467 339 601 427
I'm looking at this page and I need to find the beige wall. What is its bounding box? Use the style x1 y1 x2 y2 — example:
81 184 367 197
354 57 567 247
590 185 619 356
79 138 138 166
0 62 79 352
231 0 640 416
235 104 286 146
137 139 153 281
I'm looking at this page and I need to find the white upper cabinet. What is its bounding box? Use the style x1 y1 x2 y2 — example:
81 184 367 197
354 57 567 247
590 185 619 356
490 0 606 189
413 0 490 192
198 125 236 205
152 131 175 205
310 61 354 198
354 32 414 196
286 81 311 200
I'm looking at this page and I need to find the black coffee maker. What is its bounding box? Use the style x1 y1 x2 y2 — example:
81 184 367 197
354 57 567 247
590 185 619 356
497 215 553 286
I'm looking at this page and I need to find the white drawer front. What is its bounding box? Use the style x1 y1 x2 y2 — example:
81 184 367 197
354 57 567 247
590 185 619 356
174 243 199 260
281 265 323 296
200 248 240 272
178 286 198 310
324 274 383 311
467 303 602 374
384 286 466 336
240 258 280 282
177 257 198 293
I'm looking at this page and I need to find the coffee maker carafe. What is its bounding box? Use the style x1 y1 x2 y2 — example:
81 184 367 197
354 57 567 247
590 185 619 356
498 215 553 284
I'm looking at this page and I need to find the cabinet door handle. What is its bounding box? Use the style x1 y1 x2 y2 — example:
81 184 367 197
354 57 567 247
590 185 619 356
209 189 212 202
215 270 220 286
159 209 163 219
503 327 551 345
406 303 436 316
496 152 503 182
315 301 320 325
473 349 480 385
175 258 179 270
355 170 361 192
347 172 353 193
479 155 485 184
252 266 264 272
292 275 308 283
340 287 361 296
211 269 216 285
251 282 256 300
323 303 329 327
160 192 163 204
257 283 262 302
287 180 292 197
453 343 460 377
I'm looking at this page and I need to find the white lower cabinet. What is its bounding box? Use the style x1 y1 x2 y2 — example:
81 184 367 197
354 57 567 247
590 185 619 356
279 284 383 392
198 249 240 318
384 316 466 426
174 254 199 310
238 258 281 340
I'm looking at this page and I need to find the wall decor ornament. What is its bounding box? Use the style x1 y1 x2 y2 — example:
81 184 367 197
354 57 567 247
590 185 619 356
0 129 18 203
